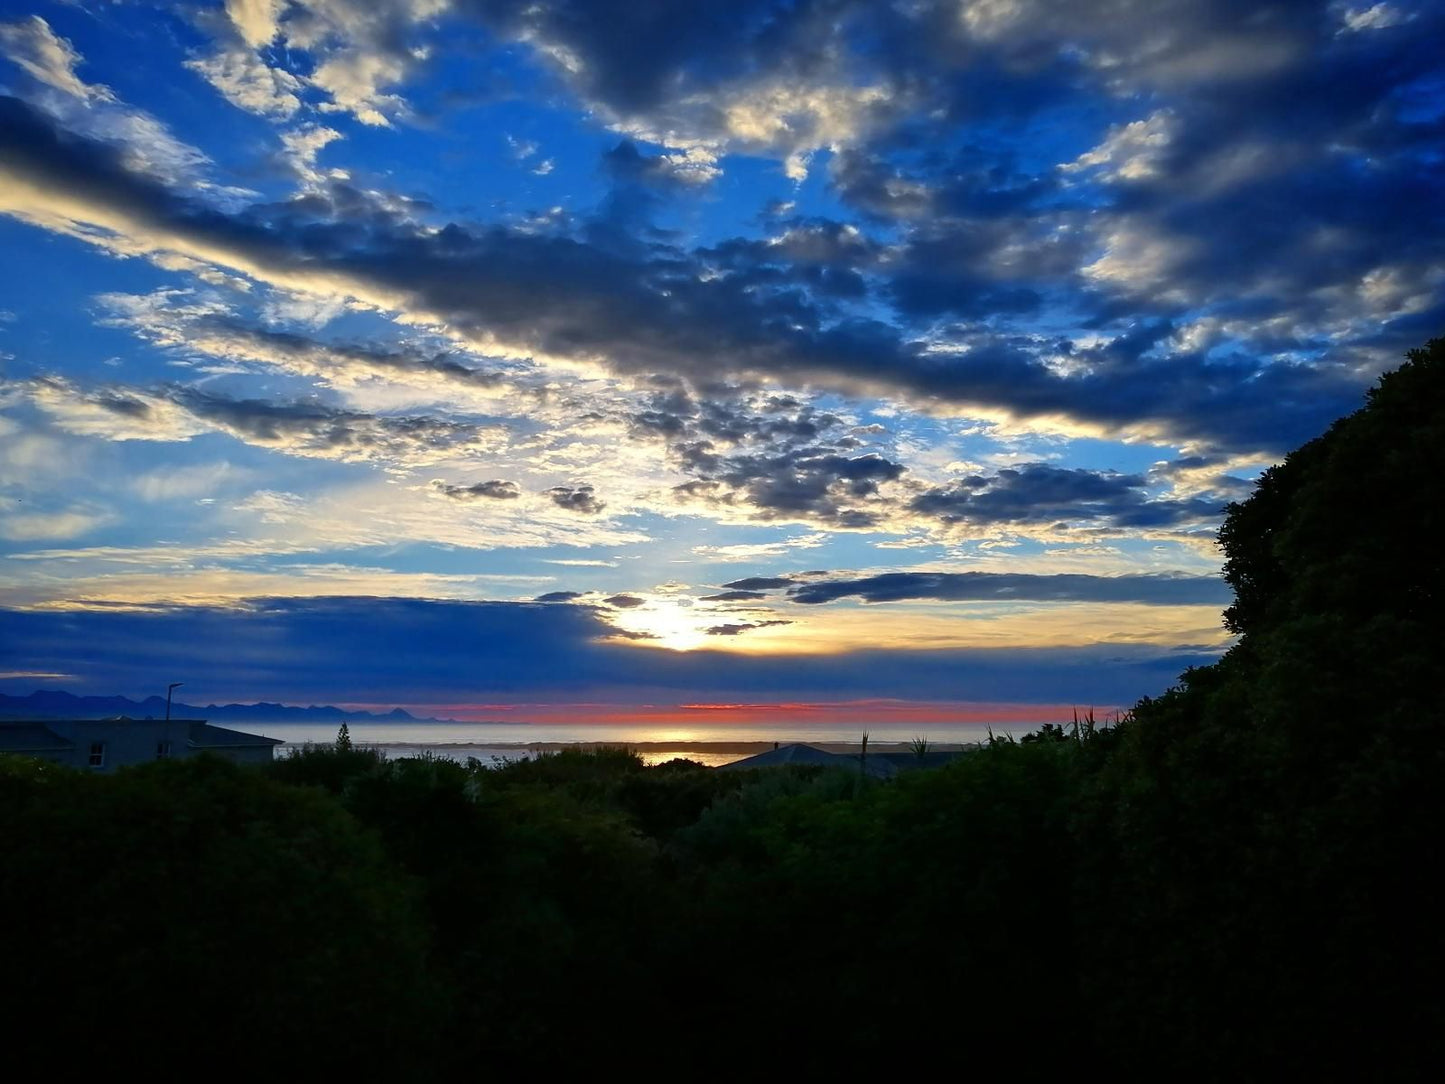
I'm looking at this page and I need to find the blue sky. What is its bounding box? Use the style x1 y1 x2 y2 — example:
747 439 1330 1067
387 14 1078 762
0 0 1440 723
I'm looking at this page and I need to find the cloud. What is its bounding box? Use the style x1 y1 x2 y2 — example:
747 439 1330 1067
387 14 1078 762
0 94 1398 455
549 485 606 515
534 590 583 603
226 0 286 48
1340 4 1409 33
675 446 907 528
100 291 516 395
457 2 899 177
601 138 719 189
279 124 344 184
22 375 501 465
705 619 792 636
1063 111 1176 183
782 571 1231 607
699 590 768 602
0 16 114 102
0 507 111 542
310 48 409 127
0 595 1221 706
196 0 440 126
132 461 253 503
721 576 797 591
187 45 304 118
602 593 646 609
431 479 521 500
909 463 1222 530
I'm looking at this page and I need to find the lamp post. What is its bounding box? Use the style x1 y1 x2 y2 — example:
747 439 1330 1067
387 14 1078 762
165 682 183 722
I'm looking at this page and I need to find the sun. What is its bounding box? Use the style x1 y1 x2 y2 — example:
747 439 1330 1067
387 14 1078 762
605 598 710 651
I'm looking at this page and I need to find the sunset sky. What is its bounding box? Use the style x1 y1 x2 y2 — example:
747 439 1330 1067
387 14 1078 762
1 1 1440 724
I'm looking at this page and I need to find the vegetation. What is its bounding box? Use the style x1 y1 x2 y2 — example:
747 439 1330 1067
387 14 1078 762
1 340 1441 1076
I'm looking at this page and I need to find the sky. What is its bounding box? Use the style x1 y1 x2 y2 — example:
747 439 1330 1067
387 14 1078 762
0 0 1441 726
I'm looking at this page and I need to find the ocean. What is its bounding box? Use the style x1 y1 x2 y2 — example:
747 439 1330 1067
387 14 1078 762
252 721 1022 767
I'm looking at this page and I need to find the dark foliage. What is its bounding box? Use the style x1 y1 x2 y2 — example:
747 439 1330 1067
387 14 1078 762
1075 337 1445 1079
0 754 435 1075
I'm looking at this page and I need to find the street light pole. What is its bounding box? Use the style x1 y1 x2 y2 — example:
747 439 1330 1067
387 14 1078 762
160 682 184 762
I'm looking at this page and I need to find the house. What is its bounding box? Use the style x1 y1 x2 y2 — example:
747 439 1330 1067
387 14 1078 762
718 742 971 777
0 717 283 771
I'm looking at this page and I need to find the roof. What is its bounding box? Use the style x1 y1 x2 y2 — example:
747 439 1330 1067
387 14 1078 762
0 722 73 753
719 743 897 778
187 722 283 749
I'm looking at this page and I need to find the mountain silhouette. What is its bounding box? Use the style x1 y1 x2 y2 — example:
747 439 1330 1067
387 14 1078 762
0 689 461 725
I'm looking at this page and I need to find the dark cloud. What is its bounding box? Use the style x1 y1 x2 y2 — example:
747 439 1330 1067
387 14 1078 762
178 393 479 461
460 0 822 116
700 220 877 301
787 571 1231 607
676 447 906 527
175 318 509 389
432 479 521 501
599 140 696 191
910 463 1222 529
0 596 1220 704
704 619 792 636
548 485 606 515
699 590 768 602
640 388 903 525
720 576 796 591
0 93 1410 454
602 593 645 608
28 375 489 463
534 590 583 603
170 388 480 459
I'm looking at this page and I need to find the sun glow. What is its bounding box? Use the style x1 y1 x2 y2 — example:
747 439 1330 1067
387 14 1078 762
605 597 710 651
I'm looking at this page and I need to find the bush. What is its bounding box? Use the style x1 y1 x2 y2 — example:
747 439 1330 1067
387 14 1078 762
0 754 435 1074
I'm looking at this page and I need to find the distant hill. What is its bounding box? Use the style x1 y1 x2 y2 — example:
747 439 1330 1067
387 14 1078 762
0 689 461 726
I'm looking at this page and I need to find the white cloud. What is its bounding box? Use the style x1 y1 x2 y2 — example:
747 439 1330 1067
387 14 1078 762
617 79 893 184
1340 4 1407 33
26 377 210 442
198 0 451 127
311 48 408 126
1063 111 1175 182
132 462 254 503
0 506 111 542
226 0 286 48
1083 220 1197 299
0 564 553 610
506 134 539 160
281 123 344 181
187 46 304 118
692 534 827 561
0 15 114 102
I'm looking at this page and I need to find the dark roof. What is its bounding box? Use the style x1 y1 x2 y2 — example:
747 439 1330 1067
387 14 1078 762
187 722 283 749
0 722 73 753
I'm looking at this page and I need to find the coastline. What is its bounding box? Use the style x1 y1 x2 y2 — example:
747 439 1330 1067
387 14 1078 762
282 737 982 768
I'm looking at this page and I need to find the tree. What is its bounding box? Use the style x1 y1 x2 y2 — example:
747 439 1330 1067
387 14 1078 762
335 720 352 751
0 754 434 1074
1076 337 1445 1077
1220 337 1445 643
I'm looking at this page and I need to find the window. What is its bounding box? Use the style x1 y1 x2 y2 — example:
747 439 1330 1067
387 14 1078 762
88 742 106 768
156 741 172 760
